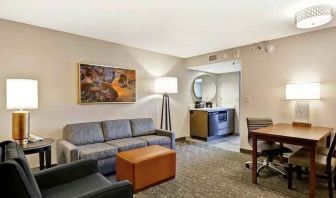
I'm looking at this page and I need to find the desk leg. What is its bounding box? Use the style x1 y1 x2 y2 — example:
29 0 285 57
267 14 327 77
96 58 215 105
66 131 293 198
39 151 45 170
46 146 51 169
252 134 257 184
309 143 317 198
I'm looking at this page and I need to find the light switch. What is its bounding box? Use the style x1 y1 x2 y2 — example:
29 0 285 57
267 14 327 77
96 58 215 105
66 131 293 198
245 96 251 103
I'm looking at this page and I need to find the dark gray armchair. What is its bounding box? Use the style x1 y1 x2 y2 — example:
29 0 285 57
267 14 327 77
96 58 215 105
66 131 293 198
0 141 133 198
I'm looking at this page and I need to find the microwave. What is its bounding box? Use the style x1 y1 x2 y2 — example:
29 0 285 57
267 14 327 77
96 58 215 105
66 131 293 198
218 111 227 122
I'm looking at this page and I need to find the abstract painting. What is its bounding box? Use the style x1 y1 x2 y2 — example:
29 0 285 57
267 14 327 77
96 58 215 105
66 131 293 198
79 63 136 103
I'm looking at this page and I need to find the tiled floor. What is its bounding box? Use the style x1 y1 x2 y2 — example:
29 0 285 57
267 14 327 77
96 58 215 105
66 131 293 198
187 134 240 152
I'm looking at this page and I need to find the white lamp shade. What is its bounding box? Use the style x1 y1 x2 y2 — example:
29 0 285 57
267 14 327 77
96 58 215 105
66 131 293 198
6 79 38 109
155 77 178 94
285 82 320 100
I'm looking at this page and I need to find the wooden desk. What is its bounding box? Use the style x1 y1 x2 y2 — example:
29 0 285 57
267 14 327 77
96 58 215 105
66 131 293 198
251 123 333 198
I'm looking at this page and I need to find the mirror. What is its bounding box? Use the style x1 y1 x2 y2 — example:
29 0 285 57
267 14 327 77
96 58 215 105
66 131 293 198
193 75 216 101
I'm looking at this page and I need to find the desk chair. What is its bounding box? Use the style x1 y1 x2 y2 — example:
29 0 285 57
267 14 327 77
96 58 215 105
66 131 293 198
288 133 336 198
245 118 292 176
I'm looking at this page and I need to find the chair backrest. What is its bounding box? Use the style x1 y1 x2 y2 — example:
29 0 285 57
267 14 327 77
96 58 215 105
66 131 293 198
63 122 105 146
102 119 132 141
130 118 156 137
0 141 42 198
246 118 273 146
327 132 336 165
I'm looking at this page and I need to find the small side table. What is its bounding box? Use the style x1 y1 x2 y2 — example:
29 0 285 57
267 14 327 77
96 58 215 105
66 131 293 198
21 138 54 170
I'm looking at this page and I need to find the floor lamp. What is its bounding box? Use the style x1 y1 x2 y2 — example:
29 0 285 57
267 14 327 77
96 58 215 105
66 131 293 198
155 77 178 131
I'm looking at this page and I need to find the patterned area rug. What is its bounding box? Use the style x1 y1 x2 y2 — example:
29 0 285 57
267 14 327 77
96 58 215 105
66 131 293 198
111 140 334 198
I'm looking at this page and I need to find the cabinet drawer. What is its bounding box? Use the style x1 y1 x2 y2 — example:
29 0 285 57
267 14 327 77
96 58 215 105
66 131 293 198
218 122 228 130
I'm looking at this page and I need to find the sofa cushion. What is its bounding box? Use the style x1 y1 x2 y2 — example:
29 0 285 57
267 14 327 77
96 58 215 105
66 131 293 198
135 135 171 147
102 119 132 141
78 143 117 160
130 118 155 137
41 173 111 198
105 138 147 152
64 122 104 146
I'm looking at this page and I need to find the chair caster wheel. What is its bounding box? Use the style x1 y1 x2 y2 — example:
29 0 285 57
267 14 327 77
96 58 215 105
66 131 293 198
283 175 287 179
256 172 259 177
245 164 249 168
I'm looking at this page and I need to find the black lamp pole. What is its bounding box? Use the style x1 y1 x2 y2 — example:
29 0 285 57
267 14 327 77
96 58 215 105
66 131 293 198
160 93 172 131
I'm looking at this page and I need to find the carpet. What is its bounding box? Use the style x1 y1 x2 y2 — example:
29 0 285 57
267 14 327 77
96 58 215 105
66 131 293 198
111 140 334 198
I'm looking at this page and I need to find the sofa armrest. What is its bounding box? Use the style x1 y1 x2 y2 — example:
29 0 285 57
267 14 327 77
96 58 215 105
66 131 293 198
155 129 176 150
75 180 133 198
57 139 79 164
34 159 98 191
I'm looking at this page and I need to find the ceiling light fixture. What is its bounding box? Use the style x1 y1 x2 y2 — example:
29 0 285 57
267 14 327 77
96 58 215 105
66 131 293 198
295 4 334 29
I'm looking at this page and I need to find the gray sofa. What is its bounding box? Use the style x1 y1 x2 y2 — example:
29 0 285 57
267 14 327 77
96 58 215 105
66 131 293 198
57 118 176 174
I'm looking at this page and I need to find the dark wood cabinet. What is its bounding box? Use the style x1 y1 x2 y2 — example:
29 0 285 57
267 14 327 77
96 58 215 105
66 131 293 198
190 108 234 141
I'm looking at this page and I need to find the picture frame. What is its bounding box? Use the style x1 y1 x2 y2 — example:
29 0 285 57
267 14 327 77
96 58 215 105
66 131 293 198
79 63 136 104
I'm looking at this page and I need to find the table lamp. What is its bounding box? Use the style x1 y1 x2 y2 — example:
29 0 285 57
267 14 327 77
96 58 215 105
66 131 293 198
6 79 38 145
285 82 320 125
155 77 178 131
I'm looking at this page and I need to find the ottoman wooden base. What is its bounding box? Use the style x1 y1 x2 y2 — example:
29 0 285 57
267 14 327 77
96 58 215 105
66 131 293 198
116 145 176 191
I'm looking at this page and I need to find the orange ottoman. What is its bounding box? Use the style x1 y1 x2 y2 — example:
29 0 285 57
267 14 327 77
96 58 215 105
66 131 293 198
116 145 176 191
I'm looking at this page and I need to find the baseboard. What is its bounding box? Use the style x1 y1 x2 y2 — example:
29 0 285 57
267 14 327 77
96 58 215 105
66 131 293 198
240 148 251 155
175 137 186 141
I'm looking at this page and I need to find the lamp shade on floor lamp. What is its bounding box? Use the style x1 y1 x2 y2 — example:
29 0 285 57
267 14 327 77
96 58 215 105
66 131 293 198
155 77 178 131
6 79 38 145
155 77 178 94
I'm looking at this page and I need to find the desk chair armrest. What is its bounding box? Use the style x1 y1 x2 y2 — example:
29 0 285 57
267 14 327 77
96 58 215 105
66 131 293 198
155 129 176 150
75 180 133 198
34 159 98 191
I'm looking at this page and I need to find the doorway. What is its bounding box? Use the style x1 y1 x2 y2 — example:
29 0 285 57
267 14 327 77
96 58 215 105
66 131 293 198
187 60 241 152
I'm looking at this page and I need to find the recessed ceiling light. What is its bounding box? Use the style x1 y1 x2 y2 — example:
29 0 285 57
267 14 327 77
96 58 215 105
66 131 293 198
295 4 334 29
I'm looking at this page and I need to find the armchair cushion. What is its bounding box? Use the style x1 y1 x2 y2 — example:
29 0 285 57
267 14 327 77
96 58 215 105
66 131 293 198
130 118 155 137
64 122 104 146
41 173 111 198
34 159 98 191
135 135 171 147
105 138 147 152
78 143 117 160
102 120 132 141
76 180 133 198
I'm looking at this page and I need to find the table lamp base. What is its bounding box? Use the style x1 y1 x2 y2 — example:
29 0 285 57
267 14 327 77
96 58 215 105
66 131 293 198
12 110 30 145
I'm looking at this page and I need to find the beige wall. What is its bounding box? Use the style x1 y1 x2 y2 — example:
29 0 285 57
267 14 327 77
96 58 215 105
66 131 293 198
186 27 336 150
216 72 240 134
0 19 202 167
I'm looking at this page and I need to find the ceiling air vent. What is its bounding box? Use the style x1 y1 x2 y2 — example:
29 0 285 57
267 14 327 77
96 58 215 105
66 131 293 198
208 54 217 62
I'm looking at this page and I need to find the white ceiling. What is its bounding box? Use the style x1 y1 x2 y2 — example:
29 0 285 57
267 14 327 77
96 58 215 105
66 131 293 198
187 60 241 74
0 0 335 58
